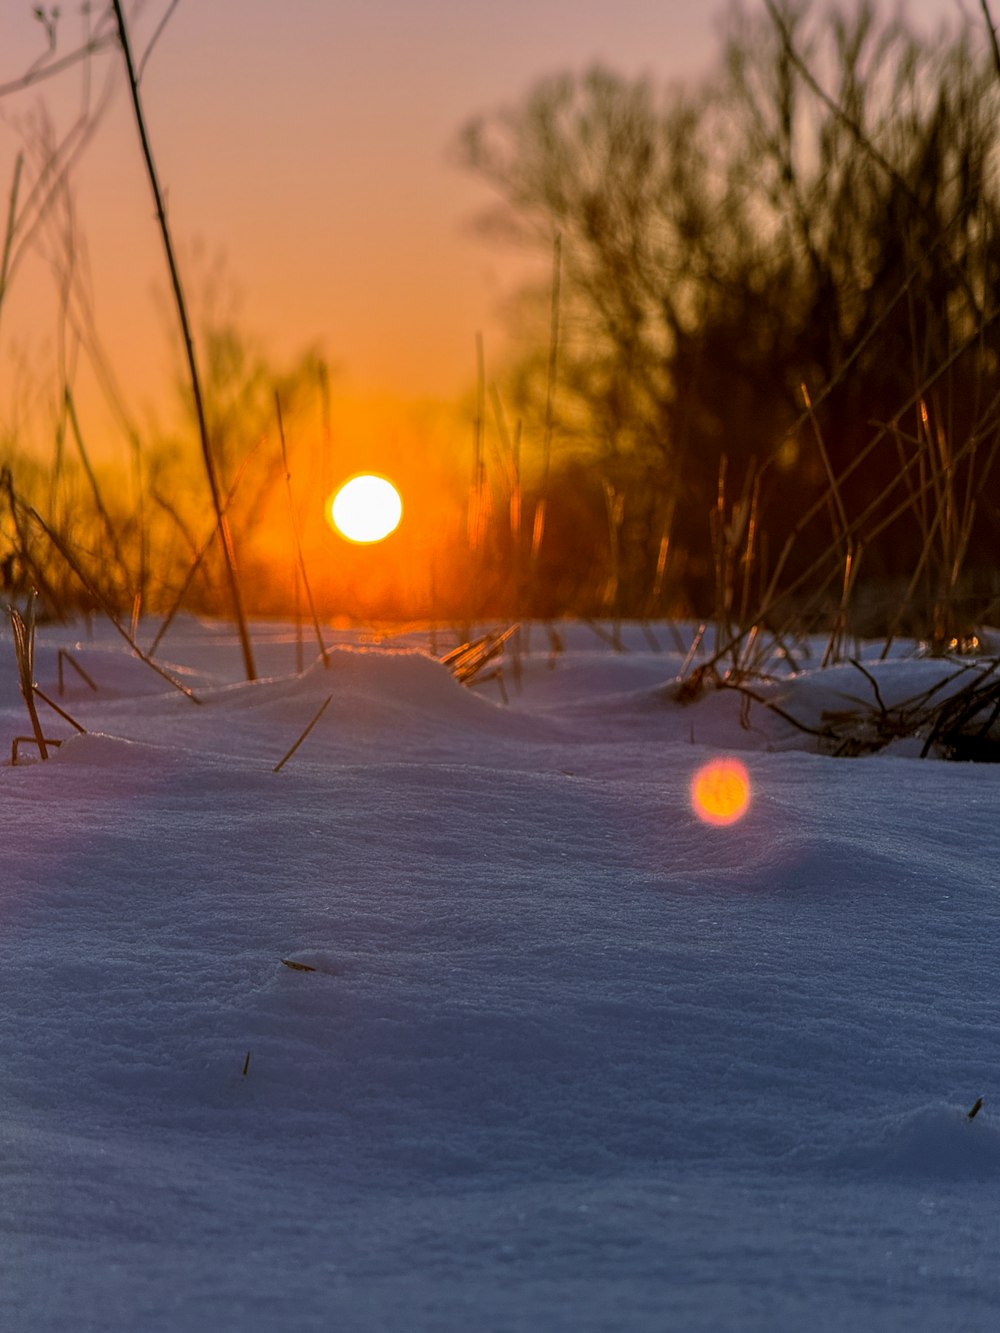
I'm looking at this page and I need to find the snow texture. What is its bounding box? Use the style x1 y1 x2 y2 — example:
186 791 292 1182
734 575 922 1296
3 617 1000 1331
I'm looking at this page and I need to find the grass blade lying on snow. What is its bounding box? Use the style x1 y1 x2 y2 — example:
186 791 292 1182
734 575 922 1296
273 694 333 772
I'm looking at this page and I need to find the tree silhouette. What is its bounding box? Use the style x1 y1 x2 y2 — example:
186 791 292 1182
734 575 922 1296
459 1 1000 629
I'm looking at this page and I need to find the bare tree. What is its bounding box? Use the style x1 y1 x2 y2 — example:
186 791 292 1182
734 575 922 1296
458 1 1000 622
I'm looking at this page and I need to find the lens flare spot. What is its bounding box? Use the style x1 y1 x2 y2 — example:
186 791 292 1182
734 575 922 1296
328 474 402 544
691 758 751 827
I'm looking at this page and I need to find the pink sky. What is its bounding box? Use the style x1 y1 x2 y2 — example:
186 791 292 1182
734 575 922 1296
0 0 975 453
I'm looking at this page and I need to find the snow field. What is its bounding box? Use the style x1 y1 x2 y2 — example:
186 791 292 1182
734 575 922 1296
2 618 1000 1330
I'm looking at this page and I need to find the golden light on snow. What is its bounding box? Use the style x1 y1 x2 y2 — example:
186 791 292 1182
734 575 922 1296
690 758 751 827
328 474 402 544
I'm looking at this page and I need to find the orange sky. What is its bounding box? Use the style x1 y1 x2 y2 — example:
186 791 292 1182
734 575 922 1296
0 0 969 462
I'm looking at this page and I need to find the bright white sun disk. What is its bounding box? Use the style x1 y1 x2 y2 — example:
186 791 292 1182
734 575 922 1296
328 475 402 544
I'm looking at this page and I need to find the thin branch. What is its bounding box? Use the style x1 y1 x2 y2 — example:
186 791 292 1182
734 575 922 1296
980 0 1000 82
762 0 982 320
721 680 837 741
138 0 182 84
0 33 117 101
849 658 888 717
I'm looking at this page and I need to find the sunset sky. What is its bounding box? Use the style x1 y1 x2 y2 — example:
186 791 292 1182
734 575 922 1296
0 0 977 458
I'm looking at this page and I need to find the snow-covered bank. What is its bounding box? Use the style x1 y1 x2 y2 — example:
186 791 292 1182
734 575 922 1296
3 618 1000 1331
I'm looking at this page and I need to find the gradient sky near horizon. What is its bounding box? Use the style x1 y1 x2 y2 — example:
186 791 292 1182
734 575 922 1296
0 0 979 452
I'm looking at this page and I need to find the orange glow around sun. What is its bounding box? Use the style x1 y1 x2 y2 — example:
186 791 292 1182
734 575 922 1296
327 474 403 544
690 758 751 827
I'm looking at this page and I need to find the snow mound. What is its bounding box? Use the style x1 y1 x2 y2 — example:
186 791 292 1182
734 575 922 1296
48 731 180 770
213 646 503 721
196 646 551 756
32 640 208 700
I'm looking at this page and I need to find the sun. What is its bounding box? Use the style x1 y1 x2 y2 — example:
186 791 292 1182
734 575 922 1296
327 474 402 544
690 758 751 827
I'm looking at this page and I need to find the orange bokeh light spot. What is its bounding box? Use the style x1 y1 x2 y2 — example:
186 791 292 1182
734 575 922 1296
327 474 402 544
690 758 751 827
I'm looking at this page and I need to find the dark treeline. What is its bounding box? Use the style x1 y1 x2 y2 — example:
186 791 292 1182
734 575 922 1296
6 0 1000 644
458 0 1000 639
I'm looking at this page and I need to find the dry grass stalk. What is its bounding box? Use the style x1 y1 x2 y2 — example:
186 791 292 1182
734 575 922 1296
146 445 262 657
63 386 130 595
689 344 1000 693
1 468 64 616
880 402 1000 654
532 232 562 571
276 390 329 670
816 657 1000 758
441 625 519 687
821 546 863 669
9 600 50 760
57 648 98 695
273 694 333 772
489 386 526 686
468 332 488 554
0 150 23 339
601 480 625 642
697 655 1000 762
25 504 201 703
32 686 86 736
110 0 256 682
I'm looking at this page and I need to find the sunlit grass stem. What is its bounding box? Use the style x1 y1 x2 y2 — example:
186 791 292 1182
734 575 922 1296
9 601 49 760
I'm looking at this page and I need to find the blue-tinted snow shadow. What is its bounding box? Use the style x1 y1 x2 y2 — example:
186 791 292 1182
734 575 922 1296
796 1103 1000 1183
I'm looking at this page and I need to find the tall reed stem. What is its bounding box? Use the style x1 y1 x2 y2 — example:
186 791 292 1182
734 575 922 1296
110 0 256 681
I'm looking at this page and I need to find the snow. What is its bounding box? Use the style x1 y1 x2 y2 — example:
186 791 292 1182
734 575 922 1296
3 616 1000 1331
